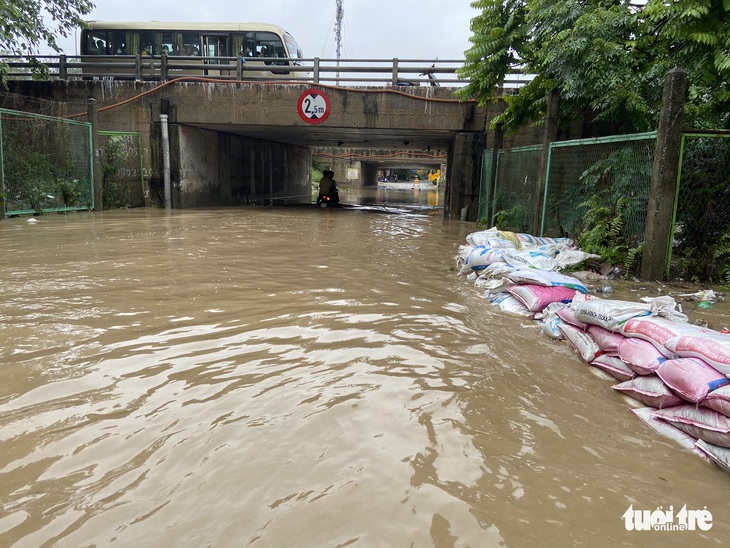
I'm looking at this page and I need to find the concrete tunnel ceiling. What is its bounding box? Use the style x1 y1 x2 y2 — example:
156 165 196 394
183 122 456 152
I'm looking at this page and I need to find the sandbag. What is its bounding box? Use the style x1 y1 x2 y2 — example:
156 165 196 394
703 385 730 417
632 407 701 454
466 228 519 249
656 357 730 404
612 376 683 409
571 295 685 332
664 333 730 376
515 232 574 249
620 316 709 356
695 439 730 473
458 245 507 274
618 338 669 376
554 249 601 270
591 354 636 382
488 292 533 316
505 269 588 294
506 284 577 313
556 307 590 330
559 323 603 363
502 249 558 271
587 325 626 354
653 405 730 448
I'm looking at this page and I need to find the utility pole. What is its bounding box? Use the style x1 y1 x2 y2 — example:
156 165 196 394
335 0 343 80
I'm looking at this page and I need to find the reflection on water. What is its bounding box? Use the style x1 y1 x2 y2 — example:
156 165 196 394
0 206 727 547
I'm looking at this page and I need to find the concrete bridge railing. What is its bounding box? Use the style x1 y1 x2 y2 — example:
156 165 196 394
0 55 531 88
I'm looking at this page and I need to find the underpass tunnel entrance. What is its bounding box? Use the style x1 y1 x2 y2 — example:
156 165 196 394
320 156 448 211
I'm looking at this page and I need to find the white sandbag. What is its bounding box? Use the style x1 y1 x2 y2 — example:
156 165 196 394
502 249 558 271
488 292 533 316
554 249 601 269
587 325 626 353
536 303 568 340
515 232 574 249
664 333 730 376
455 244 474 272
656 357 730 404
618 338 669 375
695 439 730 473
572 295 685 332
477 262 520 280
474 263 520 291
702 385 730 417
571 297 650 331
632 407 703 455
459 245 507 274
612 376 683 409
559 323 603 363
466 227 501 246
506 284 577 313
653 405 730 448
505 269 588 294
591 354 636 382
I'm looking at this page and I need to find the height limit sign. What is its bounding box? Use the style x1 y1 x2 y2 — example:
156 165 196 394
297 89 331 124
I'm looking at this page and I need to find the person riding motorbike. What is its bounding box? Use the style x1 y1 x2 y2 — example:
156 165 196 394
317 170 340 206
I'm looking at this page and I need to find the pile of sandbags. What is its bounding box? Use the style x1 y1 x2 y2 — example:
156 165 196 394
456 227 730 473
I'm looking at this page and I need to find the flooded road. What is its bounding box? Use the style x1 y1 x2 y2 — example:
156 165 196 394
1 189 729 547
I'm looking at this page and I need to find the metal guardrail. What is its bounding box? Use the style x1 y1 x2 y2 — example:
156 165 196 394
0 54 532 88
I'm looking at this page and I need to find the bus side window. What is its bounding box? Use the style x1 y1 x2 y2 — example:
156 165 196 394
160 33 176 56
139 31 155 55
109 30 127 54
87 32 107 54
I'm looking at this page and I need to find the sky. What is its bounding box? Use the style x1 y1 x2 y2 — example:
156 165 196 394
49 0 478 61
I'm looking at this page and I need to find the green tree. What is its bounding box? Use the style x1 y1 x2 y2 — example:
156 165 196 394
0 0 94 86
457 0 730 131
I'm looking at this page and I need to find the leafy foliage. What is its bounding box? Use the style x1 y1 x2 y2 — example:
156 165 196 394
458 0 730 131
0 0 94 86
101 137 130 210
713 232 730 287
671 136 730 284
572 148 649 277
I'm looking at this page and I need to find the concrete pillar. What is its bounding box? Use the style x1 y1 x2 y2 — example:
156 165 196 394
87 98 103 211
361 163 378 187
446 132 485 221
640 68 688 281
534 88 559 235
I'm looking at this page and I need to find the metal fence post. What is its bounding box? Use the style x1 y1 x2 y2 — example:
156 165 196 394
489 123 503 223
640 68 688 281
534 88 559 235
135 54 142 81
161 54 168 82
160 114 171 210
87 98 103 211
59 54 67 81
0 111 4 217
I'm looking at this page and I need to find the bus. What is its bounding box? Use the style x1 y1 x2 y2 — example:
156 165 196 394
79 21 304 80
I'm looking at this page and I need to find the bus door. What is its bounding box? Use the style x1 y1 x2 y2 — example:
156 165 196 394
202 34 229 76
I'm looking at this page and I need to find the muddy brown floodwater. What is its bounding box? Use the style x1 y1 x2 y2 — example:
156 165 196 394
1 186 729 547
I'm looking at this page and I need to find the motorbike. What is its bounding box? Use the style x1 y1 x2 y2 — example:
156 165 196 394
318 185 340 208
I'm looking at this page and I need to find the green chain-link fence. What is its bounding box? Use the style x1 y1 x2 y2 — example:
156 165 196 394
479 130 730 284
1 108 93 216
671 133 730 283
98 131 145 209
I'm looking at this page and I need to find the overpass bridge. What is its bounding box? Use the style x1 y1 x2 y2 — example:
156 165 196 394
1 56 528 218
